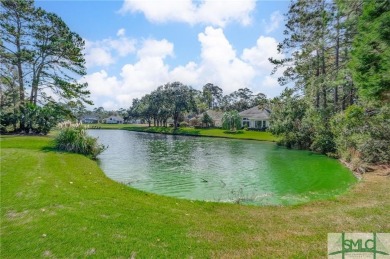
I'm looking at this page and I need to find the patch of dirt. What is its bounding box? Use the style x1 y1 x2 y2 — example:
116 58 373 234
6 210 29 220
371 164 390 176
340 160 390 178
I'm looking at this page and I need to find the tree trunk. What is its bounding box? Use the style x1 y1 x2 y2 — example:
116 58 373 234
315 51 320 109
321 48 327 109
334 11 340 111
15 16 25 131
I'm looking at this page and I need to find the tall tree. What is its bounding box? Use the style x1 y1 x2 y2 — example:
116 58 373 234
349 0 390 103
0 0 34 130
0 0 34 107
202 83 223 110
269 88 311 149
222 110 241 132
164 82 197 129
28 9 91 105
269 0 362 154
0 0 91 133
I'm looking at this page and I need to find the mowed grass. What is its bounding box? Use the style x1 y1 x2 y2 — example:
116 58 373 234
87 123 278 142
1 136 389 258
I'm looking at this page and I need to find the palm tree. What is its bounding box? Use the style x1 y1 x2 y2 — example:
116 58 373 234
222 110 241 132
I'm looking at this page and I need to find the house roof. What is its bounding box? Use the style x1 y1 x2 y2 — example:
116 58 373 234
81 116 99 120
204 110 224 121
239 107 271 120
105 116 124 121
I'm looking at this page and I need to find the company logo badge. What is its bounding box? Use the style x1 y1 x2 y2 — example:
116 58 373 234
328 233 390 258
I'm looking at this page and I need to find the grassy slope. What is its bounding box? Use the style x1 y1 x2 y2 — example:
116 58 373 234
87 123 278 142
1 136 389 258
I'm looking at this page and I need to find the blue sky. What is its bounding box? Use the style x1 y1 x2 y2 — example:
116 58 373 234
36 0 290 110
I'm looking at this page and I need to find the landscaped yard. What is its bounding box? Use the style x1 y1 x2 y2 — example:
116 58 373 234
85 123 279 142
1 135 389 258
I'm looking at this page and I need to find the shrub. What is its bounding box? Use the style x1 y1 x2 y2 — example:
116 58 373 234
222 110 241 132
55 123 106 159
189 118 200 127
179 121 188 127
202 112 214 127
331 104 390 164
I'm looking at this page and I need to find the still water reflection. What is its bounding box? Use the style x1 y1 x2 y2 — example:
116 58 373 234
88 130 357 205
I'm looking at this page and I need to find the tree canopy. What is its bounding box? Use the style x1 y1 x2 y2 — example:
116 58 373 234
269 0 389 165
0 0 91 133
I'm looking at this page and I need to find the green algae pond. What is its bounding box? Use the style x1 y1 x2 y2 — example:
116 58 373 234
88 130 357 205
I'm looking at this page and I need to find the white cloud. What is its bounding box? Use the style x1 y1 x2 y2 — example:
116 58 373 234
82 70 119 96
82 39 175 109
119 0 256 27
197 26 255 92
242 36 284 72
83 28 285 109
117 28 126 37
137 39 174 59
85 47 115 67
170 62 199 85
84 36 136 68
109 37 137 57
120 57 170 93
263 11 283 34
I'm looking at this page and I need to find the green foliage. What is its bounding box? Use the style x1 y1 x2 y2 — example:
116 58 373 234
305 110 336 154
55 124 106 159
2 136 389 258
220 88 266 112
350 0 390 102
269 0 388 165
269 88 312 149
202 112 213 127
0 0 91 133
114 125 278 141
1 103 63 134
128 82 197 128
202 83 223 109
179 121 188 127
222 110 241 132
331 105 390 164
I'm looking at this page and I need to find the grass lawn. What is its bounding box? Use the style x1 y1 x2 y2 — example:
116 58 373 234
1 135 389 258
86 123 278 142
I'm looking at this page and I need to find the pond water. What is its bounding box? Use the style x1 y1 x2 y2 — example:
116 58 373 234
88 130 357 205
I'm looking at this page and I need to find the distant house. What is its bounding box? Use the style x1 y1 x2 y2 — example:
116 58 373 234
203 110 224 127
80 116 99 124
239 106 271 129
103 116 124 124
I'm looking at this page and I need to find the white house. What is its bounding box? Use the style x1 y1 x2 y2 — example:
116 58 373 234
80 116 99 124
103 116 124 124
239 107 271 129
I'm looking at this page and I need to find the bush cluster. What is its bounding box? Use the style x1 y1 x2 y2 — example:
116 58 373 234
179 121 189 127
1 103 62 135
55 123 106 159
331 105 390 164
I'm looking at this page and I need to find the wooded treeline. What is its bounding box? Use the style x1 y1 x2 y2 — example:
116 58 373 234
269 0 389 165
126 82 267 128
0 0 91 134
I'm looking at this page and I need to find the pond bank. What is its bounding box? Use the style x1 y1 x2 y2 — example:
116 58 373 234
85 123 279 142
1 135 389 257
88 129 357 206
89 124 388 178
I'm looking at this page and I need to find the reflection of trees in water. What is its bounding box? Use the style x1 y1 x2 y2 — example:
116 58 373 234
142 135 198 195
145 135 194 169
92 130 356 205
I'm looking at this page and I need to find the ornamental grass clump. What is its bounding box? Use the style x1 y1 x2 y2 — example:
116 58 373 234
55 122 106 159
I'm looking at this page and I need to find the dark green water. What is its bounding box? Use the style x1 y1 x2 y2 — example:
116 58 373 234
88 130 357 205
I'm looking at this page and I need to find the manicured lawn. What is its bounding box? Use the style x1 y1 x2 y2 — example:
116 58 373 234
1 136 389 258
86 123 279 142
